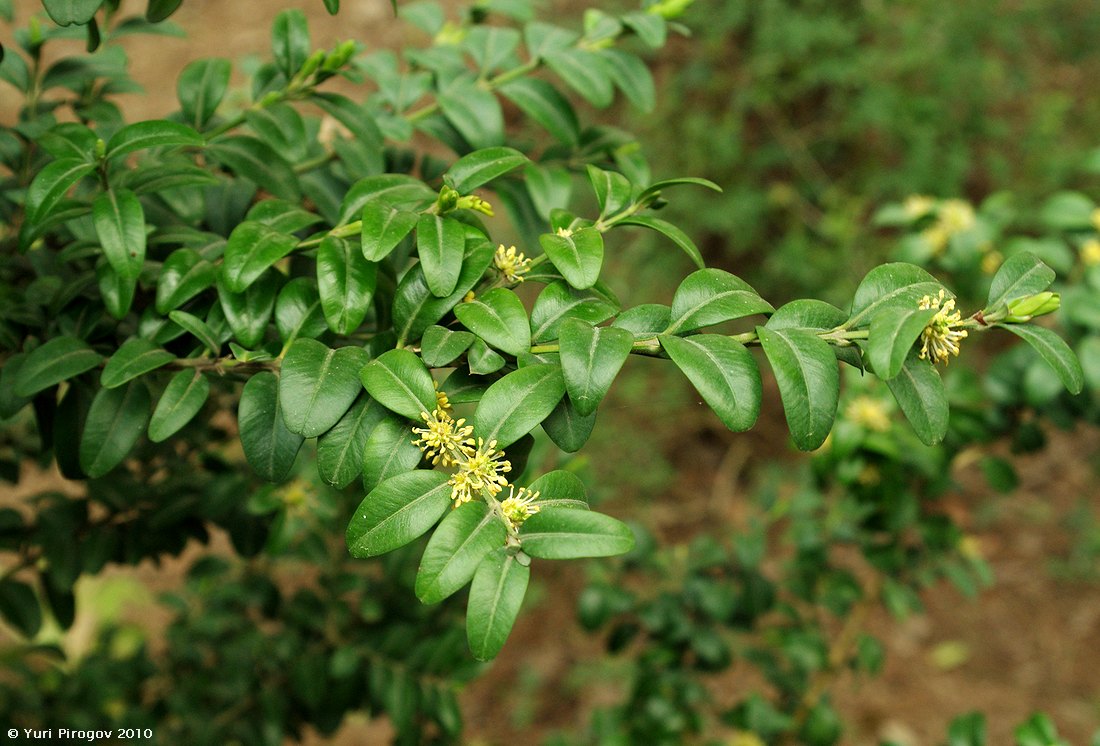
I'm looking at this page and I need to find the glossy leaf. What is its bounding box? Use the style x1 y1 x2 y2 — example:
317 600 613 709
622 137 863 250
238 371 303 482
42 0 103 25
847 263 944 328
667 268 773 334
541 396 597 453
392 239 495 344
885 355 949 446
466 547 529 661
757 326 839 451
600 48 655 111
25 158 95 224
444 146 527 193
526 470 589 509
519 507 634 559
438 79 504 149
362 414 422 491
148 369 209 442
346 470 451 558
92 188 145 280
530 280 619 342
317 395 387 488
217 270 280 349
539 227 604 289
417 215 466 297
146 0 183 23
472 363 565 448
105 120 203 160
454 288 531 356
156 248 216 313
280 339 370 438
558 319 632 416
1000 323 1084 395
275 278 327 344
79 380 150 478
272 9 310 78
318 235 377 335
207 135 300 201
868 306 938 380
416 501 506 604
544 48 614 107
360 349 436 420
986 252 1055 311
618 215 704 270
361 202 418 261
660 333 761 432
466 337 506 375
13 336 102 397
221 221 299 293
100 338 174 389
420 325 475 367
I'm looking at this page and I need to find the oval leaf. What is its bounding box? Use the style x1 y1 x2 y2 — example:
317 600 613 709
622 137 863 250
361 202 418 262
519 507 634 559
149 369 210 442
1000 323 1084 395
445 146 528 193
472 363 565 448
105 120 204 161
416 501 507 604
346 470 451 558
559 319 633 416
362 414 422 491
317 395 387 489
986 252 1056 312
360 348 436 420
222 221 299 293
100 338 174 389
466 547 529 661
280 339 371 438
238 371 304 482
667 268 773 334
885 355 949 446
79 380 151 478
757 326 839 451
868 306 938 380
318 235 377 335
14 336 103 397
93 188 145 280
539 227 604 290
659 333 761 432
417 214 466 297
454 288 531 356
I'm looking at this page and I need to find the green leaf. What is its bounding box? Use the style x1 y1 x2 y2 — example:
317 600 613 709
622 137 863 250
346 470 451 558
519 507 633 559
1000 324 1084 395
600 48 655 111
275 278 326 344
499 77 580 144
765 299 847 331
659 333 761 432
444 146 527 194
318 235 377 335
539 227 604 289
105 120 203 160
612 303 672 338
246 199 323 234
361 202 418 261
586 165 632 217
867 306 938 380
667 268 773 334
222 221 299 293
756 326 839 451
466 338 505 374
156 248 216 313
238 371 304 481
79 380 151 478
100 338 174 389
438 79 504 149
177 57 231 129
168 310 221 355
147 0 183 23
544 48 613 107
0 353 32 419
25 157 95 224
847 263 944 328
339 174 435 225
272 9 310 78
526 470 589 509
280 339 370 437
618 215 704 269
42 0 103 26
13 337 102 397
417 215 466 297
530 280 619 342
0 579 42 638
621 11 666 47
362 414 422 491
463 24 521 72
217 270 280 349
541 396 596 452
317 395 387 488
884 355 948 446
97 263 137 320
323 0 339 14
986 252 1056 311
392 239 495 344
466 547 529 661
472 363 565 448
420 325 475 367
559 319 632 416
360 349 436 420
416 501 507 604
92 188 145 281
207 135 300 201
454 288 531 356
1039 190 1095 231
148 369 209 442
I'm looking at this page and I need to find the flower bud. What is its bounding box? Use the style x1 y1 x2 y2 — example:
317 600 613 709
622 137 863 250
645 0 694 20
1005 291 1060 322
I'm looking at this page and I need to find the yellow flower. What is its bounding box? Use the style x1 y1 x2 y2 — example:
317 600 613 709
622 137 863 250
493 244 532 283
903 194 936 220
448 437 511 503
433 382 452 414
917 289 968 365
1081 238 1100 267
412 409 473 466
845 395 891 433
500 485 540 530
981 250 1003 275
938 199 975 234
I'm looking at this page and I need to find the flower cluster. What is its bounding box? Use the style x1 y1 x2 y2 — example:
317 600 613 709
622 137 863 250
844 395 891 433
450 437 511 505
917 289 968 364
500 486 541 530
411 408 473 467
493 244 532 283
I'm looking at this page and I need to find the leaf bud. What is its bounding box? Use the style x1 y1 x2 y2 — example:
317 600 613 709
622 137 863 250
1005 291 1060 322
